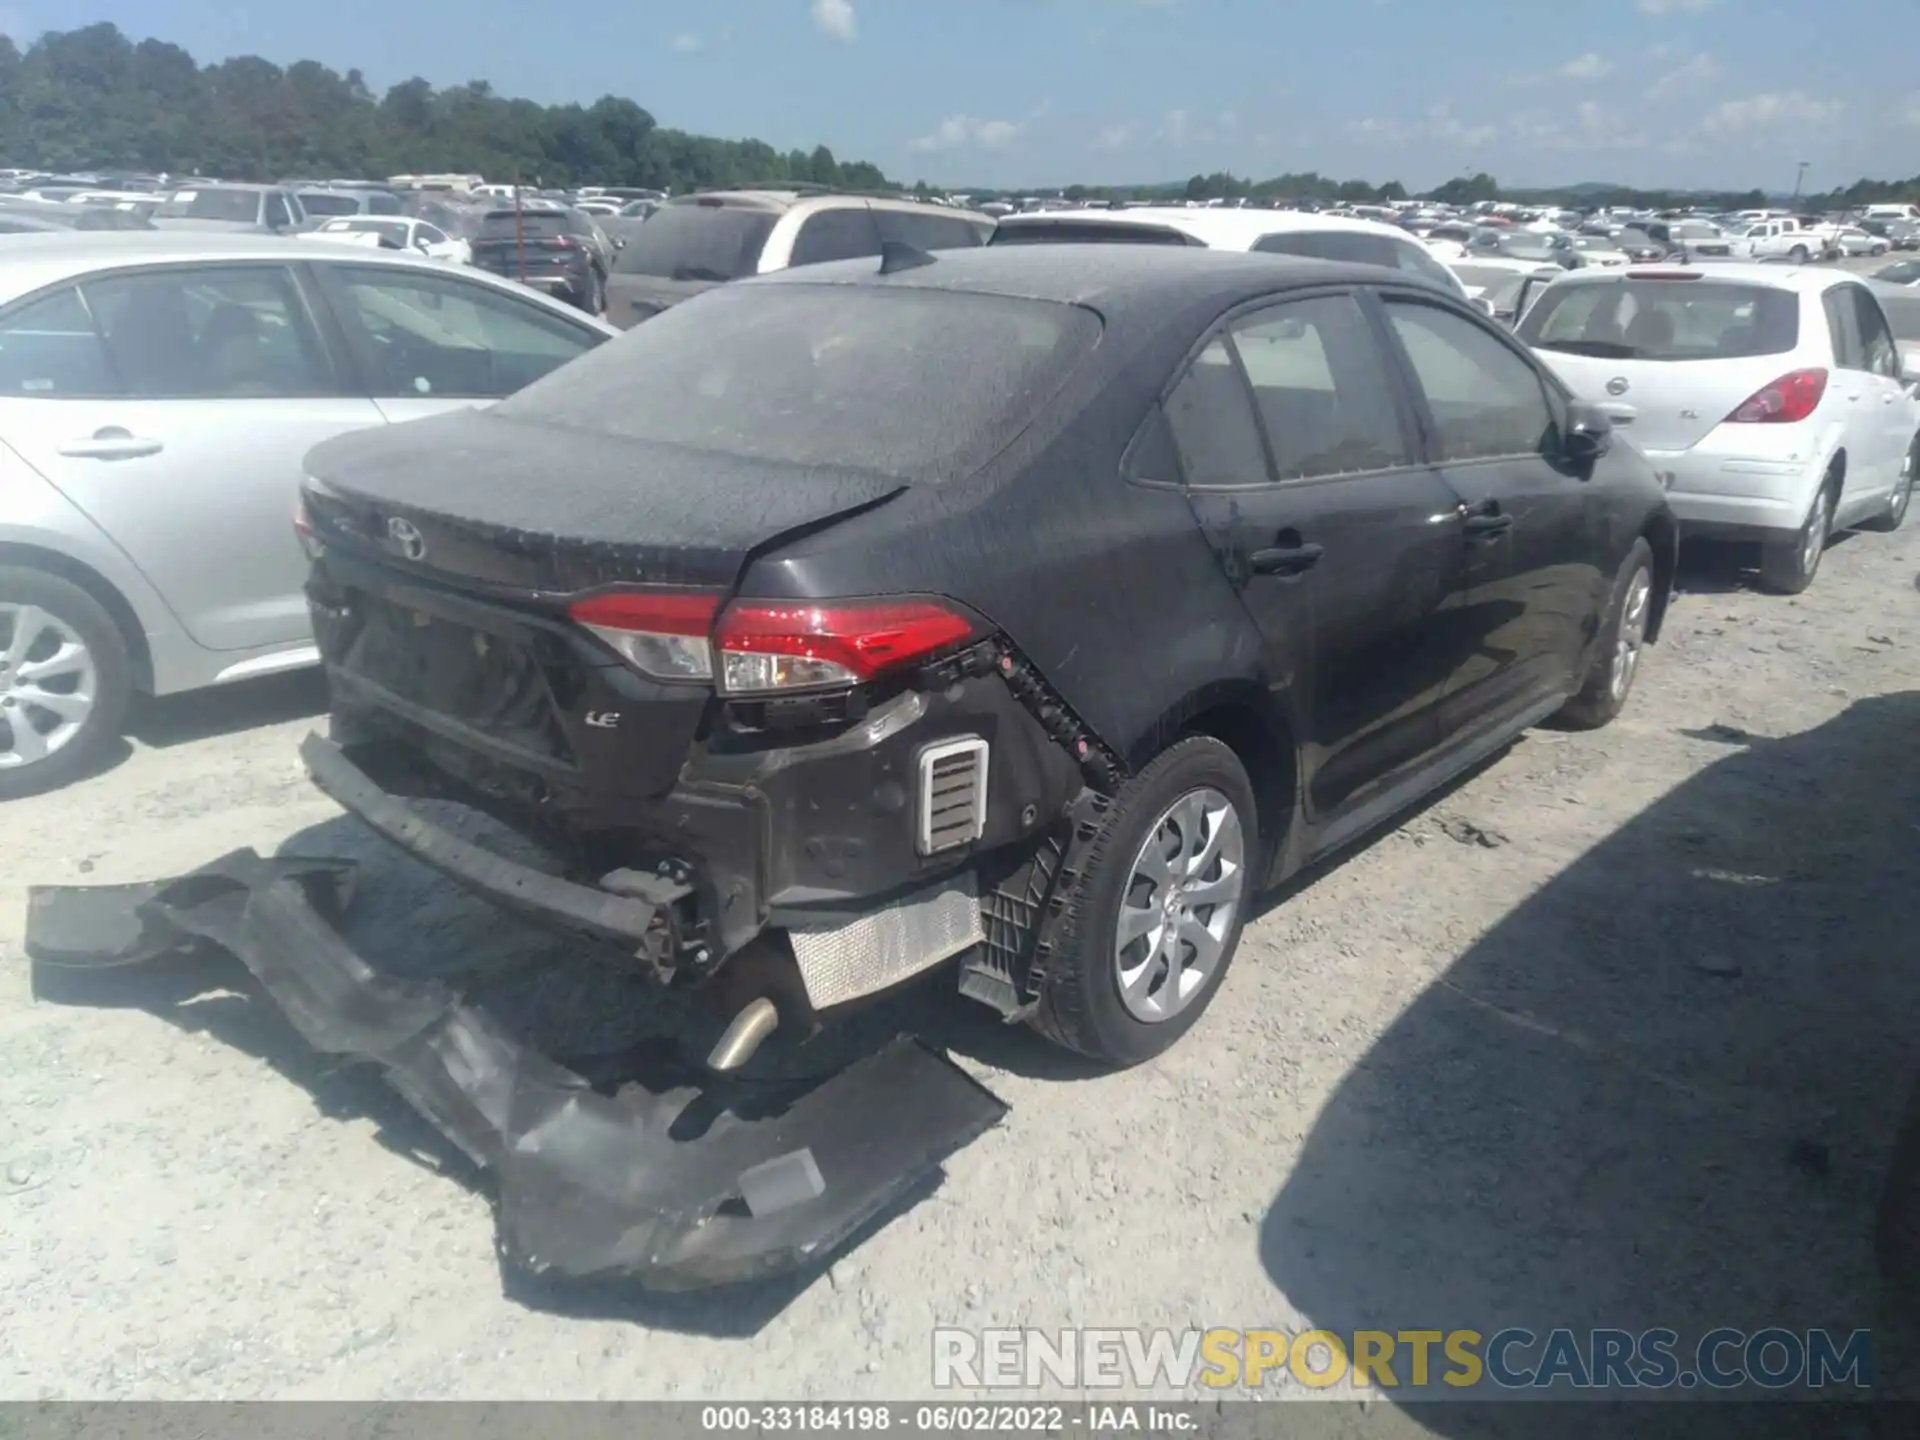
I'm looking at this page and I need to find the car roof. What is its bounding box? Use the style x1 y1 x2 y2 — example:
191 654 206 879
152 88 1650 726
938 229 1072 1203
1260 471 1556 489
657 190 990 221
992 206 1421 251
1538 261 1867 294
0 232 612 325
752 241 1413 318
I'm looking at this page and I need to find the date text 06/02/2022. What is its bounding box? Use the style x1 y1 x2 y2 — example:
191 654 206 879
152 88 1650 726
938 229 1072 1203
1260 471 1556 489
930 1326 1875 1392
700 1405 1193 1432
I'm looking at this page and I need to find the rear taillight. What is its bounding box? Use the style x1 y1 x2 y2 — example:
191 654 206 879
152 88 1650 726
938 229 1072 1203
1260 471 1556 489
567 592 980 692
1725 368 1828 424
715 599 980 694
569 590 721 681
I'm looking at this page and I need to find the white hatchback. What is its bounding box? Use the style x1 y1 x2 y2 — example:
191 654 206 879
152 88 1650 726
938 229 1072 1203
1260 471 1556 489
1515 263 1919 592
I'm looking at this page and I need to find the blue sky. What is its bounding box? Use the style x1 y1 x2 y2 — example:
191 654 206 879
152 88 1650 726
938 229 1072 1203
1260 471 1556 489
5 1 1914 191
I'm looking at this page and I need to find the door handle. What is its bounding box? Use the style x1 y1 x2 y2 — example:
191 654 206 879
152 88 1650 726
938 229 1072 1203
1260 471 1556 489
1248 542 1324 577
56 428 163 460
1461 503 1514 540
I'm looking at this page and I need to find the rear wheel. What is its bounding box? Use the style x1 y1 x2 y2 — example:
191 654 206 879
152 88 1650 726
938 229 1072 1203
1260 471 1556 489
1860 440 1915 533
1790 243 1810 263
1557 538 1653 730
1759 481 1835 594
1029 737 1257 1065
0 566 132 799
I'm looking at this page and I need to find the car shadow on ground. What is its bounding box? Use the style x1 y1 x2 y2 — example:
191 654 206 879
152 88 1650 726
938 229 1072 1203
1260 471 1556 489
1674 531 1865 598
1260 691 1920 1427
124 668 328 749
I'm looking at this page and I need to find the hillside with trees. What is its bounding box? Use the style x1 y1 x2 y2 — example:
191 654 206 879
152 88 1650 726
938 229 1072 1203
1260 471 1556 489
5 22 1918 212
0 23 891 191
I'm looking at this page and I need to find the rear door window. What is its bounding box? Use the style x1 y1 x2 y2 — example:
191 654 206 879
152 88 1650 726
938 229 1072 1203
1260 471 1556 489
612 202 777 280
1824 291 1865 369
263 193 291 230
1520 280 1800 360
788 206 883 267
0 286 119 397
81 265 336 398
1160 338 1272 487
1847 287 1900 378
1229 295 1409 480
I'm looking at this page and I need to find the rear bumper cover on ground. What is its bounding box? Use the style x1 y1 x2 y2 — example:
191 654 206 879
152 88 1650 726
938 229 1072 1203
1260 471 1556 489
23 850 1007 1291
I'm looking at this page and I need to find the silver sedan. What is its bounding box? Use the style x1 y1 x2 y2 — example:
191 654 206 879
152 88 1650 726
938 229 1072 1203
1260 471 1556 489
0 231 617 795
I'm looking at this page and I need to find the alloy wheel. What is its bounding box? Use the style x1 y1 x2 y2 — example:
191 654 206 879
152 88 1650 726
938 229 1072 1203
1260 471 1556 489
1113 787 1246 1023
1609 569 1653 702
0 603 99 772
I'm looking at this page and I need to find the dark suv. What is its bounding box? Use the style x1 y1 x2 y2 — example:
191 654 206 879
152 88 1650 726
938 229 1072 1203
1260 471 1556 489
297 245 1675 1073
466 204 611 314
605 190 992 327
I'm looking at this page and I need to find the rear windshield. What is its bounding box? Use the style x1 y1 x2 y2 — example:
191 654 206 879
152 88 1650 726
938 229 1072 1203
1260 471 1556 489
159 189 259 222
1252 229 1460 290
493 284 1101 482
299 193 362 216
1518 280 1800 360
475 212 570 241
991 220 1195 247
613 202 778 281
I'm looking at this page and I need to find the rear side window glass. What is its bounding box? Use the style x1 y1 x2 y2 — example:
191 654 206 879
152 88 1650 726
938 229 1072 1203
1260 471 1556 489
1162 339 1270 487
83 266 334 398
0 286 119 397
789 207 882 267
876 211 988 252
1254 229 1457 293
1848 288 1900 377
493 284 1099 483
264 194 291 229
1520 281 1800 361
300 193 360 216
367 192 405 216
1230 296 1409 479
613 203 778 280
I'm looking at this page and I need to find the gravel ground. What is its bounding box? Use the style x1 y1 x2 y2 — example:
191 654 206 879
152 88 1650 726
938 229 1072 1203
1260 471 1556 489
3 496 1918 1417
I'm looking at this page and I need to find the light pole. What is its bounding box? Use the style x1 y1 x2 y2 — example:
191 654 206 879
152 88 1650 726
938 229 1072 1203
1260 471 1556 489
1792 161 1809 201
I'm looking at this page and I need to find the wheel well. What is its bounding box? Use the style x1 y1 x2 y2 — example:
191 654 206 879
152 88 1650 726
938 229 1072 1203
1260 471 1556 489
1641 511 1679 643
1178 702 1297 849
1826 449 1846 493
0 543 153 692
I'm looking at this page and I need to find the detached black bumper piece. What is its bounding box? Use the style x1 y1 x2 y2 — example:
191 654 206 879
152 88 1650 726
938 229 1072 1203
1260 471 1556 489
24 850 1007 1291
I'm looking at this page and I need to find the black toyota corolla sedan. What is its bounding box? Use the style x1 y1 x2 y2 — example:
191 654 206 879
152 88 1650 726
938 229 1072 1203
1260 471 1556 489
295 243 1677 1068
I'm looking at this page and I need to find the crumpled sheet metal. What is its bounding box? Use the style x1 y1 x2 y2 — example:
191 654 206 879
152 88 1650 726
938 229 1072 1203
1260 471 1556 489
25 849 1008 1291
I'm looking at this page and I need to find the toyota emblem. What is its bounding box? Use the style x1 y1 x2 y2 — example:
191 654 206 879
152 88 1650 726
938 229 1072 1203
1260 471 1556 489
1605 376 1630 397
386 516 427 562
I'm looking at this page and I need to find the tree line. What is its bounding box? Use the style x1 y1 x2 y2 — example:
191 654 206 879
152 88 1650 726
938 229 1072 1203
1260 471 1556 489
5 23 1918 213
0 23 889 192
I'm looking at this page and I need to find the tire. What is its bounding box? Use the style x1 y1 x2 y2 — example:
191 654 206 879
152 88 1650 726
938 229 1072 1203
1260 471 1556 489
585 270 605 317
1861 439 1916 533
1873 243 1891 257
1028 736 1258 1065
1557 538 1655 730
1759 480 1836 595
1790 244 1810 263
0 566 133 799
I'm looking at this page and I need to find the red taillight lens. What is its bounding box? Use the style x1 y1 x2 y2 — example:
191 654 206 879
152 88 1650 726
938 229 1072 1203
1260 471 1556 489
1725 368 1827 424
568 589 722 681
714 599 979 694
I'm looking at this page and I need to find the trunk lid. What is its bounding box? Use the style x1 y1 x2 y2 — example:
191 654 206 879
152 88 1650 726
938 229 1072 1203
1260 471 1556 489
1531 351 1786 453
303 406 907 596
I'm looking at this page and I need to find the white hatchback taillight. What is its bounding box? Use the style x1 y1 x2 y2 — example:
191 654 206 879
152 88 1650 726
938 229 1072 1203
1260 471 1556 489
1725 368 1828 424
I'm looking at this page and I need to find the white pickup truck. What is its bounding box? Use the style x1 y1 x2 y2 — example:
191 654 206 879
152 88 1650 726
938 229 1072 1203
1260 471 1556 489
1731 217 1832 262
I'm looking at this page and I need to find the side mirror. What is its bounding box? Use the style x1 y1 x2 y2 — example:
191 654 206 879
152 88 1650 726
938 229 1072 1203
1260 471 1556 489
1563 403 1613 464
1470 295 1495 317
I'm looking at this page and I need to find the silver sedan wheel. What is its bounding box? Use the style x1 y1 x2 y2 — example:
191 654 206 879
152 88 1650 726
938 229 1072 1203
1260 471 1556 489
1609 568 1653 702
1802 490 1832 578
1113 787 1246 1023
0 604 98 772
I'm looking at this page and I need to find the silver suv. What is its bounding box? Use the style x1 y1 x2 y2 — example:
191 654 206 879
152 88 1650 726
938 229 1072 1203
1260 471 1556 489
606 189 993 327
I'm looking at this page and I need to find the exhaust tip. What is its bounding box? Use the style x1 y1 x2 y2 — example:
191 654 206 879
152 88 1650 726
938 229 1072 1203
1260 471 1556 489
707 995 780 1073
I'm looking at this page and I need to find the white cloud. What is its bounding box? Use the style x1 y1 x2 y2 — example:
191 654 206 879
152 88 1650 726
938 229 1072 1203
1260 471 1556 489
1646 52 1718 97
1348 106 1496 149
1639 0 1720 14
1160 108 1190 143
910 114 1023 153
1558 52 1614 80
1095 122 1139 150
1508 100 1648 152
1700 90 1841 135
811 0 856 43
669 32 703 53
